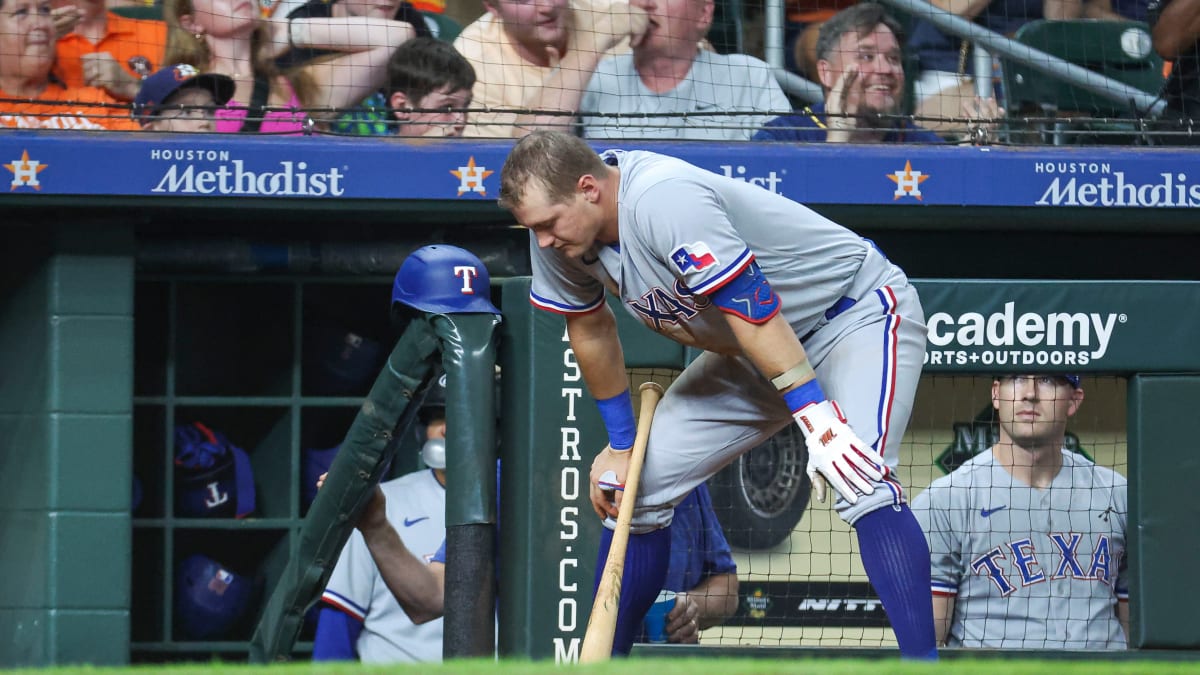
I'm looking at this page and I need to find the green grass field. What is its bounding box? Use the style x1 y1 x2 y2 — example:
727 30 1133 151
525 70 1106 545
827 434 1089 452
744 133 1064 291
5 656 1200 675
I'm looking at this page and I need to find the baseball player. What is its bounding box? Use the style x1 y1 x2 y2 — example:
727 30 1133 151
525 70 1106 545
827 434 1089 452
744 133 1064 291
912 374 1129 649
498 130 935 658
312 389 449 663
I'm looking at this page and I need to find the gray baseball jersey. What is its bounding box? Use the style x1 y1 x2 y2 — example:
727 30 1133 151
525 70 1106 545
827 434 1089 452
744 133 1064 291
911 449 1128 649
529 150 928 530
320 469 446 663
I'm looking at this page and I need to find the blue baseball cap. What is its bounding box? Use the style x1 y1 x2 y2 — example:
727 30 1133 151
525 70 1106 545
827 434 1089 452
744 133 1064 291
174 422 256 518
133 64 234 125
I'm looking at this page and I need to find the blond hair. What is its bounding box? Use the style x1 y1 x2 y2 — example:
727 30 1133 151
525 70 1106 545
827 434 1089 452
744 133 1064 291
499 131 609 210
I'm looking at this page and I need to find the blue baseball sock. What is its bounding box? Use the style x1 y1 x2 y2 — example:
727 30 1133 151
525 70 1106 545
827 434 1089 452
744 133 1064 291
594 524 671 656
854 504 938 660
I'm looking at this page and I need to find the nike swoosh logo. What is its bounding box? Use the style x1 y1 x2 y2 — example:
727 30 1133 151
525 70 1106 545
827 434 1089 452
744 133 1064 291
980 506 1007 518
403 516 429 527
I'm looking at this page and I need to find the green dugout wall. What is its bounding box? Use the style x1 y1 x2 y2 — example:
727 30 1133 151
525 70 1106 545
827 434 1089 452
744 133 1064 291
499 277 1200 659
2 227 1200 664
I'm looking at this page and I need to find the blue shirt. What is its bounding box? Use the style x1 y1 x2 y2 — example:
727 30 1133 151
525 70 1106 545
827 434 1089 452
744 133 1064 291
753 102 945 143
664 483 737 594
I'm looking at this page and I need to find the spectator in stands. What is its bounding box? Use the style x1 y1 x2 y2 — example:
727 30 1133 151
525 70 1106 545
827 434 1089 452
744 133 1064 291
280 0 431 67
277 0 436 134
132 62 234 131
517 0 789 140
1 0 139 129
755 4 998 143
912 374 1129 649
785 0 857 79
1150 0 1200 125
380 37 474 137
328 36 473 136
756 4 945 142
163 0 415 132
907 0 1080 133
52 0 167 101
453 0 649 137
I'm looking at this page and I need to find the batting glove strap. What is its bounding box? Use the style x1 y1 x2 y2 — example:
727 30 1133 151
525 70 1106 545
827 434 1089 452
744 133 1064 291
793 400 886 505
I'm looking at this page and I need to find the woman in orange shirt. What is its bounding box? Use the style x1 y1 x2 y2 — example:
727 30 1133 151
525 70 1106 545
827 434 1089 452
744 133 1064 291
0 0 138 129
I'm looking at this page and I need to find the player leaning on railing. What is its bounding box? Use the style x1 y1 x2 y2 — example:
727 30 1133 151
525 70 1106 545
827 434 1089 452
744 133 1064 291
500 130 938 659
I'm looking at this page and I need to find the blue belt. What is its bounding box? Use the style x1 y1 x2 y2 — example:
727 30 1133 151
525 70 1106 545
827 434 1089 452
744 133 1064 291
800 296 857 342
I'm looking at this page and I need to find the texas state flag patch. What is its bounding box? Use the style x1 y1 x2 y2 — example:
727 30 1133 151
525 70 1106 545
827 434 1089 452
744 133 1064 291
671 242 719 273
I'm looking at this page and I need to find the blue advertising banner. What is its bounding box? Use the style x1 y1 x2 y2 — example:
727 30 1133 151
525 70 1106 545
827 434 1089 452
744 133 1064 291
2 130 1199 207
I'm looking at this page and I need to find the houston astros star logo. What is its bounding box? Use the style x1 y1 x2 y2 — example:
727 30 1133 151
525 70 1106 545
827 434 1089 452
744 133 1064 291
5 150 48 191
451 156 494 197
887 160 929 201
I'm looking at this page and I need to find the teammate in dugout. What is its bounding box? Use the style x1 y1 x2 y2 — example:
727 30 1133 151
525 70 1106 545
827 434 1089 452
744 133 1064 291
498 130 936 658
311 386 448 663
912 374 1129 649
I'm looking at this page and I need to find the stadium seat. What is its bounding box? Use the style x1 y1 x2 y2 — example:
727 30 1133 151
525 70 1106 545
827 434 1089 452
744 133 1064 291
999 19 1165 144
110 3 164 20
421 11 462 43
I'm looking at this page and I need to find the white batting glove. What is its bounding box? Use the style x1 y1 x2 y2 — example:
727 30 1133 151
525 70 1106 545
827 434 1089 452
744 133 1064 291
793 400 885 504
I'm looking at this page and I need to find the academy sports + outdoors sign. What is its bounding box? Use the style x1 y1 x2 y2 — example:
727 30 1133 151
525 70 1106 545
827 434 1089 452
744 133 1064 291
3 132 1200 207
913 280 1200 374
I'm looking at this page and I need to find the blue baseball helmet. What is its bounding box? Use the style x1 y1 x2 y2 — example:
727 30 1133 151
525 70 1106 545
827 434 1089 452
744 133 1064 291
175 554 253 640
174 422 256 518
392 245 501 315
305 324 384 396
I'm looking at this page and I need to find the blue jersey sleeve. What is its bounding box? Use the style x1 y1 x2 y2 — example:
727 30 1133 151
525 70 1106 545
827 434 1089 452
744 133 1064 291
311 606 363 661
431 538 447 564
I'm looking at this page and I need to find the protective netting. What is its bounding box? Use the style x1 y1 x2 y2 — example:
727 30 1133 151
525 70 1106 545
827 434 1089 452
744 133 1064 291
3 0 1193 144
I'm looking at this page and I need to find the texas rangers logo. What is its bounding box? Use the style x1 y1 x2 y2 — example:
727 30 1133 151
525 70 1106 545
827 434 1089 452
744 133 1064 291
5 150 48 191
628 280 708 332
451 156 494 197
887 160 929 201
671 242 718 273
454 265 480 294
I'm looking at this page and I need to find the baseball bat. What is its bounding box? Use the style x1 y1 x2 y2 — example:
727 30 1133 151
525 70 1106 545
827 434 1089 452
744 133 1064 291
579 381 666 663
